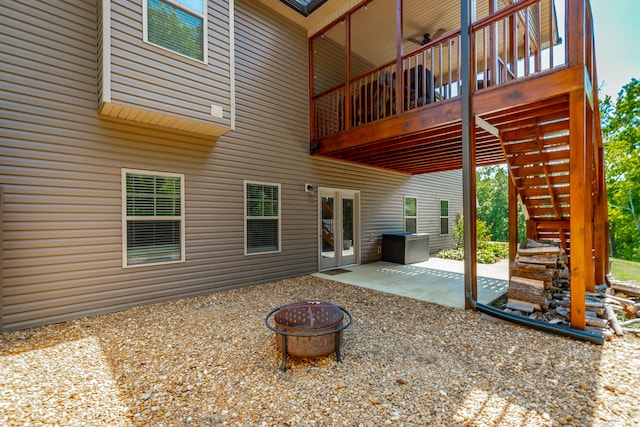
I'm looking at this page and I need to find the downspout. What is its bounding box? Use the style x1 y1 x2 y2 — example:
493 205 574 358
459 0 603 345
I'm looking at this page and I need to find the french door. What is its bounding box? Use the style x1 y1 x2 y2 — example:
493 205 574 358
319 188 360 270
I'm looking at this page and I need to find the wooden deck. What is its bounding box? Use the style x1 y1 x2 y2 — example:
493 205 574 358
311 67 580 175
308 0 607 330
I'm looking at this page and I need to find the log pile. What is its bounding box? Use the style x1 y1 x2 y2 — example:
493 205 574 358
505 240 567 313
605 276 640 336
500 240 640 340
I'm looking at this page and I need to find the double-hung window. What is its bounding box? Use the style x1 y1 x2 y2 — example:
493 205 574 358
245 181 280 255
123 169 185 267
404 196 417 233
440 199 449 235
144 0 207 62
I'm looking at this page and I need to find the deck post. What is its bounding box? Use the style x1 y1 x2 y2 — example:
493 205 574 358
508 174 518 280
591 55 608 283
569 88 592 330
594 144 608 281
308 38 315 141
395 0 403 116
461 0 477 309
345 11 351 131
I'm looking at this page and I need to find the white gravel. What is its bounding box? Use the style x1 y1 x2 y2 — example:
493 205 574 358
1 276 639 426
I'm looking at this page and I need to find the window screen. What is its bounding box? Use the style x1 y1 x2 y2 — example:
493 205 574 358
123 170 184 266
440 199 449 235
245 182 280 254
404 196 417 233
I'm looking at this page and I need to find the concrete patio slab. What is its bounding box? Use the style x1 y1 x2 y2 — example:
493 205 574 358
314 258 509 309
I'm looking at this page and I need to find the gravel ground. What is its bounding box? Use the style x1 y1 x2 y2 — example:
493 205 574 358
1 276 639 426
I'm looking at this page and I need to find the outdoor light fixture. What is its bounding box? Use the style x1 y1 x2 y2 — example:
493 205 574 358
304 183 316 194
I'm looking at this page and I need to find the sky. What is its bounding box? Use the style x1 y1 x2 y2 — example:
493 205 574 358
591 0 640 100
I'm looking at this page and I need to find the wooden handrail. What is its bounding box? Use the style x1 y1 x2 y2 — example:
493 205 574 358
401 29 461 62
350 62 397 84
471 0 539 31
312 83 347 101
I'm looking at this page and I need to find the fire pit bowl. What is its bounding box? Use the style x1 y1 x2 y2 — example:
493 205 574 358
265 300 352 371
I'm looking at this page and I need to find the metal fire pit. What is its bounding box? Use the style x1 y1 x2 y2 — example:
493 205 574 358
265 300 352 371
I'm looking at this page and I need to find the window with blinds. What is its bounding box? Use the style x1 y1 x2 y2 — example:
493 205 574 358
123 169 185 267
245 181 280 255
440 199 449 235
144 0 206 62
404 196 417 233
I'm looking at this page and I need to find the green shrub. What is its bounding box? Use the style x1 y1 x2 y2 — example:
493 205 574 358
487 241 509 259
439 216 508 264
436 248 465 260
477 248 498 264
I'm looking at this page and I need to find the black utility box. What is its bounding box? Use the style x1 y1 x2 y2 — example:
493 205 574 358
382 232 430 264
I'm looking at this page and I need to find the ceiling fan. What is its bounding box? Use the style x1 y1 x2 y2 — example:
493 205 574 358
407 28 447 45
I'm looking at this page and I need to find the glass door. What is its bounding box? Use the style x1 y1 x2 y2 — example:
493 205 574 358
319 189 359 270
341 196 356 265
320 194 336 269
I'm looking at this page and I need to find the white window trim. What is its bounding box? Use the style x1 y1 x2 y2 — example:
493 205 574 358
122 168 186 268
404 195 418 233
440 199 449 236
244 180 281 256
142 0 208 64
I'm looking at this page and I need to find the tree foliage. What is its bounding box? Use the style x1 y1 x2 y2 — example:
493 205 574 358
601 78 640 261
476 165 526 243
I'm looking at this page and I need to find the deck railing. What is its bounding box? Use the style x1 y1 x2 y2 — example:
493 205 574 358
401 30 462 111
472 0 564 90
312 0 568 140
313 84 345 139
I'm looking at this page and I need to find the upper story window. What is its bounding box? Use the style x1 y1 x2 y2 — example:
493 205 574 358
122 169 185 267
245 181 281 255
404 196 417 233
144 0 207 62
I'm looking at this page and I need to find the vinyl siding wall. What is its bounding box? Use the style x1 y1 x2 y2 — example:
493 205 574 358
0 0 460 332
100 0 232 131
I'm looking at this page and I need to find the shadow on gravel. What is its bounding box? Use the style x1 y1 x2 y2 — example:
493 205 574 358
2 276 637 426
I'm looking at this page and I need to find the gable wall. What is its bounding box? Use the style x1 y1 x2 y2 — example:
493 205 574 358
0 0 461 331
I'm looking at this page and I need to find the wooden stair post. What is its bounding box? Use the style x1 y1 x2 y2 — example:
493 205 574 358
568 88 593 331
508 174 518 282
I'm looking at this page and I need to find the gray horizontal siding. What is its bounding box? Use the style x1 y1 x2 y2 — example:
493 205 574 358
309 158 462 262
106 0 232 127
0 0 461 331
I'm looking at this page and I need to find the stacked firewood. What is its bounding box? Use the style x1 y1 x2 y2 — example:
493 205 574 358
503 240 640 339
506 240 567 314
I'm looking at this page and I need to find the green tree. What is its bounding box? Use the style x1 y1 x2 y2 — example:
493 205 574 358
601 78 640 261
476 165 526 243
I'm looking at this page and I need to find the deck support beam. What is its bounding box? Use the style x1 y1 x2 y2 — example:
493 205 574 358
594 144 608 282
569 88 593 330
508 174 518 280
567 0 596 330
461 0 477 309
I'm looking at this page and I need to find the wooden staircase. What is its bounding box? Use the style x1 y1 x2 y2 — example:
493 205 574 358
497 96 572 252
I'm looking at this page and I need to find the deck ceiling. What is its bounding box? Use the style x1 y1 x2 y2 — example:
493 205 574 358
315 119 502 175
260 0 557 66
